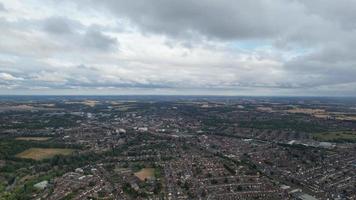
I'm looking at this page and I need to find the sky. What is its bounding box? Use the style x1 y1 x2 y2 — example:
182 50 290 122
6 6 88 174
0 0 356 96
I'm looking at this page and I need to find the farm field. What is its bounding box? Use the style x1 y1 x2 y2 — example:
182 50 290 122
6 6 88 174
15 137 52 141
314 131 356 143
134 168 155 181
16 148 74 160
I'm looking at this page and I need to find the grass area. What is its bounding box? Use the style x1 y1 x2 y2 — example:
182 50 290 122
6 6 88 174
314 131 356 143
134 168 155 181
16 148 74 160
237 120 327 132
335 116 356 121
15 137 52 141
114 105 135 111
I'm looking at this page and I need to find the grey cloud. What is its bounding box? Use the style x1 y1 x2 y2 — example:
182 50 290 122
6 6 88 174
0 16 119 58
284 44 356 89
81 0 293 40
76 64 98 71
0 3 6 12
41 17 118 51
298 0 356 31
82 29 118 51
23 66 172 90
42 16 82 35
77 0 345 44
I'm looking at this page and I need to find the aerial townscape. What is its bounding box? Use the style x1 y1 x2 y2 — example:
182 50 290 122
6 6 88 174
0 96 355 200
1 0 356 199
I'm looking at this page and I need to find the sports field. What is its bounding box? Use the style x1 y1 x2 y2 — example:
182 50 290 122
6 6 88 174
134 168 155 181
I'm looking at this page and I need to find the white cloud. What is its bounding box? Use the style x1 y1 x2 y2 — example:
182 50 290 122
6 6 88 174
0 72 23 81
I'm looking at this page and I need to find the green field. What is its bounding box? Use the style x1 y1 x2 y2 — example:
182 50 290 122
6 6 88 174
314 131 356 143
15 137 52 141
16 148 74 160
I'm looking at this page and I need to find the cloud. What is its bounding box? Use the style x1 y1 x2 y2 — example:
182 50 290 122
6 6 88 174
41 17 118 51
75 0 345 44
0 72 23 81
77 0 294 40
297 0 356 31
0 0 355 95
0 3 6 12
82 29 118 51
42 16 82 35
